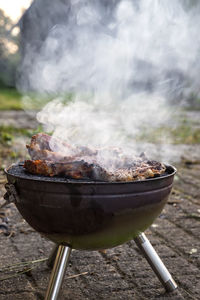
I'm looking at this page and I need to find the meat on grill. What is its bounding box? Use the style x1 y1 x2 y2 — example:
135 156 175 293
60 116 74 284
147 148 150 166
26 133 96 161
24 159 108 180
24 133 166 182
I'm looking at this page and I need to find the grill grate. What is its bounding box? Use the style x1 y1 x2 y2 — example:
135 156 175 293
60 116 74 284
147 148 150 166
6 162 174 184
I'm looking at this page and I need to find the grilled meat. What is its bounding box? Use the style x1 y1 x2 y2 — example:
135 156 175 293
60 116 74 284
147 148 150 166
107 161 166 182
27 133 96 161
24 159 108 180
24 133 166 181
24 158 166 181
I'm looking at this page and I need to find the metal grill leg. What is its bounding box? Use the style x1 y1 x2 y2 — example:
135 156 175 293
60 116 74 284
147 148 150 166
45 245 72 300
47 244 59 269
134 233 177 292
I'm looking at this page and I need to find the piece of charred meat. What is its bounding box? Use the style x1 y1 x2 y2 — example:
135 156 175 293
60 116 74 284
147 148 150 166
24 160 108 180
24 133 166 181
106 161 166 182
27 133 96 161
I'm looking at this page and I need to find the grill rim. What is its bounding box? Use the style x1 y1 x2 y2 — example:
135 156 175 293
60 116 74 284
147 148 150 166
4 163 176 185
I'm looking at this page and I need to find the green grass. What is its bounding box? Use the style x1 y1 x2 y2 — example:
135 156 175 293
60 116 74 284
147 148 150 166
0 88 22 110
137 124 200 144
0 125 44 146
0 87 53 111
0 87 74 111
171 124 200 144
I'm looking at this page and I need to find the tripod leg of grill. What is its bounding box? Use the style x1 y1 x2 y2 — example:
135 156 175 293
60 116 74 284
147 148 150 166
45 245 72 300
47 244 59 269
134 233 177 292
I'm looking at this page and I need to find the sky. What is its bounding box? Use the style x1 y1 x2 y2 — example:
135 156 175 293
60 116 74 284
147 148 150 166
0 0 32 22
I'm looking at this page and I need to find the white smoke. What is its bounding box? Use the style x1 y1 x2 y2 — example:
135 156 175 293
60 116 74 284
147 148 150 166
18 0 200 161
37 94 170 148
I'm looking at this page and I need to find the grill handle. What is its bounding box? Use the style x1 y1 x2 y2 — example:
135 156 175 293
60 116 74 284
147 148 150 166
4 183 20 204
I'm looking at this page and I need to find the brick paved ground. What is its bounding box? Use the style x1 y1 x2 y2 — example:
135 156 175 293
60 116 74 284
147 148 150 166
0 111 200 300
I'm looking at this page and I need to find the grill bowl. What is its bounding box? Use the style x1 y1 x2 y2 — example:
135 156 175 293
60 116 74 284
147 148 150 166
5 163 176 250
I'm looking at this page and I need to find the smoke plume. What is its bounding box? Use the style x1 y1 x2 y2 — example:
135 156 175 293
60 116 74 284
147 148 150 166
18 0 200 161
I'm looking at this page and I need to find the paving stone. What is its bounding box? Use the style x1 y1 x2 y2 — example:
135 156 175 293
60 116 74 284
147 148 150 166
0 292 36 300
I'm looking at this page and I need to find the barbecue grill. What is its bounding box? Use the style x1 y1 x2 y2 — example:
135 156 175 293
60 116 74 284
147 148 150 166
4 163 177 300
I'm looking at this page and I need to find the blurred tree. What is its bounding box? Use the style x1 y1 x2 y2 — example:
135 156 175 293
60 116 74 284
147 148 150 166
0 9 20 87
